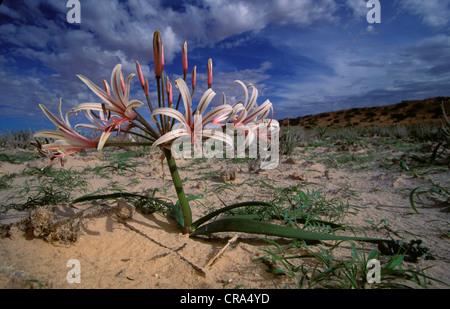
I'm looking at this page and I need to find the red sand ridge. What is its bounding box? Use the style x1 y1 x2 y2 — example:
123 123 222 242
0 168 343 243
280 97 450 129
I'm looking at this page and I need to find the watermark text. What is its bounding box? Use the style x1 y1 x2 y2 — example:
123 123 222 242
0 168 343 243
66 259 81 283
366 0 381 24
66 0 81 24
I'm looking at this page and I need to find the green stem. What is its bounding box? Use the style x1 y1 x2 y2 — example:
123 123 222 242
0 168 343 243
131 108 160 139
145 94 163 135
119 129 156 142
156 76 166 133
163 148 192 233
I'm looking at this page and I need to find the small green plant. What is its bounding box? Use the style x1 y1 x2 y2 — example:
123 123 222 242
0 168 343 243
8 166 90 209
0 152 37 164
409 185 450 214
254 239 447 289
315 126 328 139
0 129 34 149
408 101 450 166
279 126 304 156
0 174 16 190
7 185 72 211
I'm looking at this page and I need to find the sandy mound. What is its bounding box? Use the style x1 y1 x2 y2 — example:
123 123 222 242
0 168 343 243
1 203 285 289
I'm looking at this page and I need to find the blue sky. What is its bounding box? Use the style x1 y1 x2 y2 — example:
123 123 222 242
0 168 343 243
0 0 449 131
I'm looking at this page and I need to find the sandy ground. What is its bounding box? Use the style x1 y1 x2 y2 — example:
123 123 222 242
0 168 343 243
0 141 449 289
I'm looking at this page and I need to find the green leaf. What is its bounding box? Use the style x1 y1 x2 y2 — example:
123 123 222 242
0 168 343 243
190 217 388 244
399 159 409 171
73 192 171 207
368 249 379 261
386 254 404 271
191 201 343 231
190 201 274 230
72 192 185 227
409 187 421 214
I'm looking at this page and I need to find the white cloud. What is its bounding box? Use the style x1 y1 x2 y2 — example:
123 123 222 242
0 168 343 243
201 0 338 42
1 0 449 125
345 0 368 18
186 61 273 109
0 63 61 118
0 0 337 112
398 0 450 28
1 0 340 69
267 28 450 118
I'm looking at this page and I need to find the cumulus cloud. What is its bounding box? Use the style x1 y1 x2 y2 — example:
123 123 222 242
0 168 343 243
398 0 450 28
0 0 338 123
200 0 337 42
345 0 369 18
270 30 450 118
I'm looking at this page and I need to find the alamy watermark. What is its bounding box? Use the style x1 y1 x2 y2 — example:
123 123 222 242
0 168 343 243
66 259 81 283
366 258 381 284
366 0 381 24
65 1 380 25
66 0 81 24
171 122 280 170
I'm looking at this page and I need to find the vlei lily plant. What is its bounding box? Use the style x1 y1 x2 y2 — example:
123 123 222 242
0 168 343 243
34 30 401 249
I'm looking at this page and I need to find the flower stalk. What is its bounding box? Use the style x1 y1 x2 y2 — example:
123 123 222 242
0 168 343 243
164 147 192 233
207 58 213 89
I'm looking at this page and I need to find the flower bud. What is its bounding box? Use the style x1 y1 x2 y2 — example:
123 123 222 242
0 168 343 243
207 58 213 88
144 78 149 96
153 30 163 78
182 41 188 75
135 60 145 88
166 76 170 92
192 65 197 89
161 44 165 71
167 81 173 105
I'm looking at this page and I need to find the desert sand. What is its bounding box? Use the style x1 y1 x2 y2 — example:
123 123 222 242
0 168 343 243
0 138 449 289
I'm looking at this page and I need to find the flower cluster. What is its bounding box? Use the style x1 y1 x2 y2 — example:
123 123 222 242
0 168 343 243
34 31 279 166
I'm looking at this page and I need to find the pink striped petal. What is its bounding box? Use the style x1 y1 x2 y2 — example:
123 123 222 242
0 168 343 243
77 74 116 107
231 80 248 109
196 88 216 115
243 99 272 123
151 129 189 151
202 104 233 126
175 78 193 126
151 107 190 130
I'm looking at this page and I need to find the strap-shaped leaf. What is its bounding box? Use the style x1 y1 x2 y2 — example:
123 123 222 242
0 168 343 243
190 217 388 244
191 201 274 229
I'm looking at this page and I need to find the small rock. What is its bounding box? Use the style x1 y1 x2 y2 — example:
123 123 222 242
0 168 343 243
116 199 135 220
289 174 306 181
308 163 326 174
392 177 407 188
220 167 238 182
284 157 297 165
0 224 12 238
193 182 205 190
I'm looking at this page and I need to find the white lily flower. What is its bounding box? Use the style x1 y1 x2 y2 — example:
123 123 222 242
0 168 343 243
74 64 144 126
150 78 234 153
227 80 278 147
33 99 103 166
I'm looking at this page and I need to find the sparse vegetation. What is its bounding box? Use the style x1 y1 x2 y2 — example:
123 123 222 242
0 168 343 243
1 98 449 289
0 129 34 149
